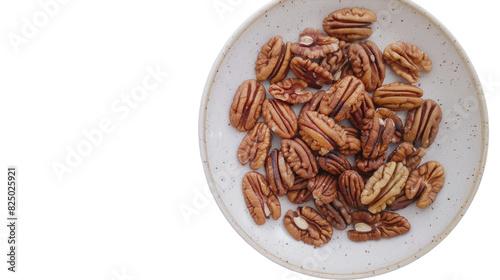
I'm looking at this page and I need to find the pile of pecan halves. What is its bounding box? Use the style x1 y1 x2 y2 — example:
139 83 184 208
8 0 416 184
229 7 445 247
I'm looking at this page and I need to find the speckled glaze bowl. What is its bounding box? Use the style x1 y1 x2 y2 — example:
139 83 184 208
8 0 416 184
199 0 488 278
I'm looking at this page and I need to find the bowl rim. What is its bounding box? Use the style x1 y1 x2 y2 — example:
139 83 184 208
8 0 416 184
198 0 489 278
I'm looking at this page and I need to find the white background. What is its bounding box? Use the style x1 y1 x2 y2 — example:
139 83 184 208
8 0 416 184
0 0 498 279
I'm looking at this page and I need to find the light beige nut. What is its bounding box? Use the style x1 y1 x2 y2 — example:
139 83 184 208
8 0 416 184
348 210 411 242
361 162 409 213
255 36 293 84
298 110 347 155
269 78 313 105
405 161 445 209
403 99 442 148
229 79 266 132
281 138 318 179
290 56 335 89
319 75 364 122
290 28 340 59
265 149 295 197
237 122 272 170
262 98 298 139
373 82 424 111
242 171 281 225
348 40 385 92
384 41 432 83
322 7 377 41
284 206 333 247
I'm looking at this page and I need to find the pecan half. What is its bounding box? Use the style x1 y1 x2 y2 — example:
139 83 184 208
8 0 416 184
355 153 385 173
384 41 432 83
348 40 385 92
291 28 340 59
229 79 266 132
281 138 318 179
373 82 424 111
262 98 298 139
321 40 352 81
269 79 313 105
360 110 395 159
403 99 442 148
290 57 335 89
319 75 364 122
255 36 293 84
307 173 338 205
339 126 362 156
348 210 411 242
317 151 352 176
284 206 333 247
405 161 445 209
322 7 377 41
237 122 272 170
387 191 417 211
287 187 313 204
374 108 403 143
338 170 365 209
348 90 374 130
315 192 352 230
242 171 281 225
298 110 347 155
265 149 295 196
290 176 310 191
361 162 409 213
387 142 426 170
299 90 326 118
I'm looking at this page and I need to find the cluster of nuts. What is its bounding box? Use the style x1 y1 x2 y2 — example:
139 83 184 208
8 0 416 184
229 7 445 247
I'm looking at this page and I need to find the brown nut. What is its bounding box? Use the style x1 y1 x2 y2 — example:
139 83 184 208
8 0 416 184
265 149 295 197
361 162 409 213
229 79 266 132
269 79 313 105
387 142 426 170
262 98 298 139
255 36 293 84
387 191 417 211
355 153 385 173
360 110 395 159
405 161 445 209
290 176 310 191
348 90 374 130
403 99 442 148
287 187 313 204
348 210 411 242
281 138 318 179
348 40 385 92
298 110 347 155
319 75 364 122
284 206 333 247
321 40 352 81
242 171 281 225
307 173 338 205
322 7 377 41
290 56 335 89
338 126 362 156
384 41 432 83
373 82 424 111
374 108 404 143
290 28 340 59
338 170 365 209
237 122 272 170
299 90 326 118
317 151 352 176
315 192 352 230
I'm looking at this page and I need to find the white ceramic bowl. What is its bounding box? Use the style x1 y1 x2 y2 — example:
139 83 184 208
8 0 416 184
199 0 488 278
